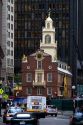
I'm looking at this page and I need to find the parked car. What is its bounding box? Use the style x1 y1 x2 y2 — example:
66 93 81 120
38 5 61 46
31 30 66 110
69 111 83 125
11 112 39 125
3 106 23 123
46 105 58 117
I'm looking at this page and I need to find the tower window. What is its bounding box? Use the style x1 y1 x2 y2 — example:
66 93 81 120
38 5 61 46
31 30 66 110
47 23 50 28
45 35 51 44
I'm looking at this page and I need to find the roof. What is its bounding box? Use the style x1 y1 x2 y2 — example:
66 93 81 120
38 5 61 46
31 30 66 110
30 49 51 57
46 17 52 22
58 67 72 76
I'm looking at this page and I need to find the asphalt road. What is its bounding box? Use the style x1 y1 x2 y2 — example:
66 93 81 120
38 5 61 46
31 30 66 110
0 115 70 125
39 116 70 125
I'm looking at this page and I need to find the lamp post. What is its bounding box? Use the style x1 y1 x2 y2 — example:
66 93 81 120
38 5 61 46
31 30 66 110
72 85 76 98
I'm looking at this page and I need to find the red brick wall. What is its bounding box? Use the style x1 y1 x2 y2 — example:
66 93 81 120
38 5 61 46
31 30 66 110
21 52 58 98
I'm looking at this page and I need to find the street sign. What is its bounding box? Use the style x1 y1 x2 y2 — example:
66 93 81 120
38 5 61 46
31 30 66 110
0 88 4 95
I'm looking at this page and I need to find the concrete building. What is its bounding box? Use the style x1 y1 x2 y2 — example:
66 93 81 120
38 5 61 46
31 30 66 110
0 0 2 47
1 0 14 84
0 0 4 79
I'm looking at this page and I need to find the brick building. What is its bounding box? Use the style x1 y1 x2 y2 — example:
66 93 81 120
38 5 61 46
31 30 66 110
18 13 72 98
21 50 58 98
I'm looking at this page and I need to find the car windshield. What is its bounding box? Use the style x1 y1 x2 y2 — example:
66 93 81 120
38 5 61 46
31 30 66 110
47 105 56 109
8 107 23 113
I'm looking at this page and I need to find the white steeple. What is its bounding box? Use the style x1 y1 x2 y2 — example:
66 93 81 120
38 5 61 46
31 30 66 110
40 9 57 62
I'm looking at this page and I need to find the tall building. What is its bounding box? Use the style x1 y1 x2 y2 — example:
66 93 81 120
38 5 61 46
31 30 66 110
14 0 78 88
77 0 83 95
0 0 4 77
0 0 2 47
1 0 14 84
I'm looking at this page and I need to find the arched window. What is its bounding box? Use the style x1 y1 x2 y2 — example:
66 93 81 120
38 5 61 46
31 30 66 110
45 35 51 43
47 23 50 28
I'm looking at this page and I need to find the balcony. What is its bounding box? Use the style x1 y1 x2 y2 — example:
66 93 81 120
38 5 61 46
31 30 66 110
33 80 46 88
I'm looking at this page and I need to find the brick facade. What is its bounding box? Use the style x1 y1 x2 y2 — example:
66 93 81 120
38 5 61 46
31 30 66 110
21 50 58 98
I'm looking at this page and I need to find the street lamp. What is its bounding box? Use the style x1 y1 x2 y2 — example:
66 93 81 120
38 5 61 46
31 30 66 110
72 85 76 98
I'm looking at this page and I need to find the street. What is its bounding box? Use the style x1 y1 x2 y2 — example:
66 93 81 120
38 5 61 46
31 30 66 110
39 116 70 125
0 115 70 125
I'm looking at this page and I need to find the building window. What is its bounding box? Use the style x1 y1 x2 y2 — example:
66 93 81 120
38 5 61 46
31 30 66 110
37 73 42 82
11 7 13 12
11 15 13 21
8 23 10 29
7 49 10 56
7 41 10 47
11 42 13 47
8 14 10 20
37 88 42 95
47 23 50 28
11 24 13 30
11 0 13 4
26 88 32 95
11 33 13 39
8 32 10 38
7 58 10 66
47 87 52 95
47 73 52 82
37 61 42 69
26 73 32 82
11 50 13 56
11 59 13 66
7 5 10 11
8 0 10 3
45 35 51 44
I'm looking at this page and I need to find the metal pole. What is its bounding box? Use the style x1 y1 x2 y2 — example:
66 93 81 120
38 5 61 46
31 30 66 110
0 98 2 116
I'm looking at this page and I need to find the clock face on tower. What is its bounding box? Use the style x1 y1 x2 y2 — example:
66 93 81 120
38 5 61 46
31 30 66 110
36 51 43 60
45 35 51 44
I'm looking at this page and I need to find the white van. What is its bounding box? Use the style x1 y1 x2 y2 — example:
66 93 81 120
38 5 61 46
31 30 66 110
27 96 46 118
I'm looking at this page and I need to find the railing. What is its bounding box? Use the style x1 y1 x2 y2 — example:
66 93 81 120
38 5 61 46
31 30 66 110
33 80 46 88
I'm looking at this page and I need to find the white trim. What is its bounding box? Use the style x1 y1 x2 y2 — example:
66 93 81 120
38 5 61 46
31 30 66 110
58 67 72 76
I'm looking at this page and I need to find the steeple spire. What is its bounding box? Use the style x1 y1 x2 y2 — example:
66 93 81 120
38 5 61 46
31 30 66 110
48 8 51 17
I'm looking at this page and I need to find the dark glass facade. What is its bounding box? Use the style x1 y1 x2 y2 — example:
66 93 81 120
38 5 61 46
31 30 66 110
14 0 78 86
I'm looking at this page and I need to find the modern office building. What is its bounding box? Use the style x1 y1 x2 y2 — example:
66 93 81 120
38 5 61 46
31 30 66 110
77 0 83 95
1 0 14 84
14 0 78 90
